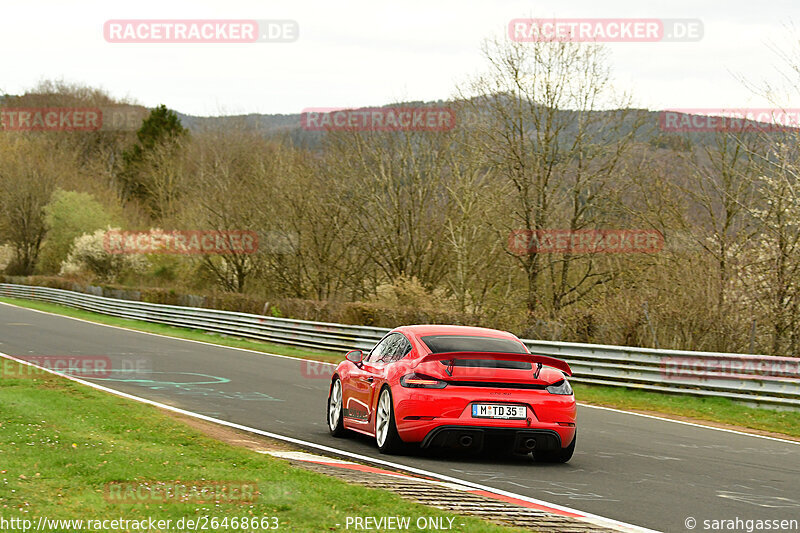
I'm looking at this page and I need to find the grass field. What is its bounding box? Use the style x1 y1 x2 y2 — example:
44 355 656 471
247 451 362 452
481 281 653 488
1 295 798 440
0 358 525 532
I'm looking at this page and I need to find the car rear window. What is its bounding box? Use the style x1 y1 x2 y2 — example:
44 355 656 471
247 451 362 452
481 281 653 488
421 335 528 355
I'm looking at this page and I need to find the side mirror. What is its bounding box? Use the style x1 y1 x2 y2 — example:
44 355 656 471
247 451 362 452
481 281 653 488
345 350 364 365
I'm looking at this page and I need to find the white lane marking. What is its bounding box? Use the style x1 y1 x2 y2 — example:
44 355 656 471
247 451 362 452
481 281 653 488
1 299 798 446
717 491 800 508
0 350 656 533
578 403 800 445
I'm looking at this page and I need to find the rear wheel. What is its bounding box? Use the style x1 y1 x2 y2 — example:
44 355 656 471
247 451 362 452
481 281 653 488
536 431 576 463
327 378 347 437
375 387 404 454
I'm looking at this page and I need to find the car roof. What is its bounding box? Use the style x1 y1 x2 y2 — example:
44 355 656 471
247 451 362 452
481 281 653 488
393 324 520 340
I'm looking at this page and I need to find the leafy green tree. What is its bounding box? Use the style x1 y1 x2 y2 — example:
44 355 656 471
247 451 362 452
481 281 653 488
38 189 115 274
118 104 187 217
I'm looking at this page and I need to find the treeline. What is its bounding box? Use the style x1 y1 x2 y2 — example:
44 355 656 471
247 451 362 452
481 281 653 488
1 39 800 356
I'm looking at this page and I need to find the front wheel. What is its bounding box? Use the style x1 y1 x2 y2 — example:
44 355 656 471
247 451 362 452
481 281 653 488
375 387 404 454
327 378 347 437
536 431 576 463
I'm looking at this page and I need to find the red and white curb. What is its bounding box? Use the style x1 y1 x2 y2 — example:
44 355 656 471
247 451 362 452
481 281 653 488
264 450 635 530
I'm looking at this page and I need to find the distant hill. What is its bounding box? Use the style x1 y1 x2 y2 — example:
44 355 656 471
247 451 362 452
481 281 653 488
174 104 779 152
3 92 793 152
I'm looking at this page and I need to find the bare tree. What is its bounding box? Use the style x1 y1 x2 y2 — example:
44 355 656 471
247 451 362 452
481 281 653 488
459 37 641 323
739 140 800 355
256 144 369 300
136 137 191 223
323 118 453 289
440 114 510 315
180 129 269 292
664 131 762 351
0 136 73 274
734 30 800 355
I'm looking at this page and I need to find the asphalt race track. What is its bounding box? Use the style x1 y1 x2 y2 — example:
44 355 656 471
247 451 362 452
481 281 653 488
1 302 799 532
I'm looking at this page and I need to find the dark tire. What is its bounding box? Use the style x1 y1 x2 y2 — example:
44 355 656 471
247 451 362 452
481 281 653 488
327 377 347 437
375 387 404 454
536 431 576 463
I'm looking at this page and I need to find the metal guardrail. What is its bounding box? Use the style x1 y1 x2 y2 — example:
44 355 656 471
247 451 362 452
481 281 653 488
1 283 798 408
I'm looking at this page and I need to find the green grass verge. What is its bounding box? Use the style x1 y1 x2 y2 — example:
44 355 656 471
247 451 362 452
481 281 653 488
2 295 798 440
573 383 800 438
0 360 526 532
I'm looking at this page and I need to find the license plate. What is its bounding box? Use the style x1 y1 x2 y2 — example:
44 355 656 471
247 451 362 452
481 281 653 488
471 403 526 419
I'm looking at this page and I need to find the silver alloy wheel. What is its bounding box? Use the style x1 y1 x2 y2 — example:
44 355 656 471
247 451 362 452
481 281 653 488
376 389 391 447
328 380 342 431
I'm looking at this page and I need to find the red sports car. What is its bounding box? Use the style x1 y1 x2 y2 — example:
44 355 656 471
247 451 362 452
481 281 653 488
326 325 577 462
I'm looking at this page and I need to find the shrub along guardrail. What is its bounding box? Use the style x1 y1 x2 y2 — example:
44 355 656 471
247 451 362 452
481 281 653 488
1 283 798 409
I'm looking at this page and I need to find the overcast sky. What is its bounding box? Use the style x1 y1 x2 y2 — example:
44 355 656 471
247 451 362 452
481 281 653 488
3 0 799 116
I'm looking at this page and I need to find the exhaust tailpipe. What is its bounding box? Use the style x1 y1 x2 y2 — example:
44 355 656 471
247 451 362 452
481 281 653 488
459 435 474 447
523 438 537 450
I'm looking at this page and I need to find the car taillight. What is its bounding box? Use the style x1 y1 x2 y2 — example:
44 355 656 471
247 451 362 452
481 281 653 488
546 379 573 395
400 373 447 389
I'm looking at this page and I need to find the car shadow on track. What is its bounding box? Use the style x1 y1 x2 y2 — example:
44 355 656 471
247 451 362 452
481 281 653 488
337 430 574 468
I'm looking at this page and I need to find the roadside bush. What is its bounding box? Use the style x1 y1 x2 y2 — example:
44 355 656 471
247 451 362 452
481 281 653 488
60 228 148 282
373 275 454 312
0 275 81 291
204 292 267 314
275 297 478 329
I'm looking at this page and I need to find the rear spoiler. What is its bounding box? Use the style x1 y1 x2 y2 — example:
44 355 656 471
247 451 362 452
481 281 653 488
416 351 572 377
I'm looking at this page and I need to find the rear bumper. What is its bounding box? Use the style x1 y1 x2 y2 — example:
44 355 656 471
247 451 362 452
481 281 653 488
421 425 568 453
394 386 577 448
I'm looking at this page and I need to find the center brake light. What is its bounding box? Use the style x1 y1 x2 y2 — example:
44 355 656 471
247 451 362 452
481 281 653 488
400 373 448 389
